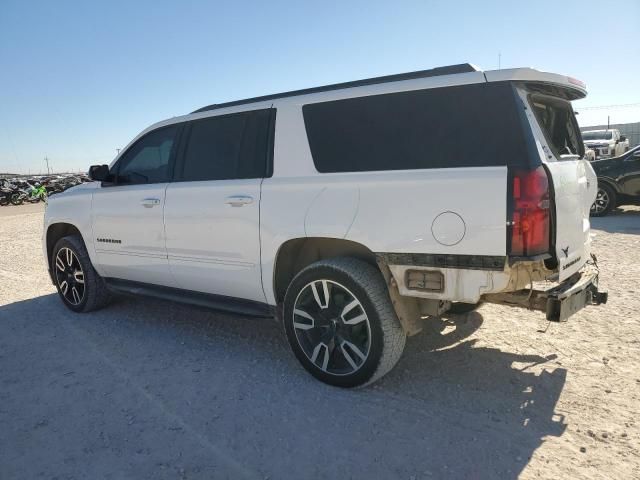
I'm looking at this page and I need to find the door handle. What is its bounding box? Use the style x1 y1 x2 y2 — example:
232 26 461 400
141 198 161 208
224 195 253 207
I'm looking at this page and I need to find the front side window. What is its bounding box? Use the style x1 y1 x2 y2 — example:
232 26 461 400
116 124 179 184
180 109 273 182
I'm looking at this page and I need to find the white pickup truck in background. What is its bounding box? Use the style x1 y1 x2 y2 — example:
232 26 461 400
582 129 629 158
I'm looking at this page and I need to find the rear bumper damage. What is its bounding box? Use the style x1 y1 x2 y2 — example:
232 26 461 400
483 266 607 322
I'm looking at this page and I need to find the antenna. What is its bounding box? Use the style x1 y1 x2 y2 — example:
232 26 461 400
498 52 501 70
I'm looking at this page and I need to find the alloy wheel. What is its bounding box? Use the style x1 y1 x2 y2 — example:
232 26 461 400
292 280 371 376
591 187 610 214
54 247 85 305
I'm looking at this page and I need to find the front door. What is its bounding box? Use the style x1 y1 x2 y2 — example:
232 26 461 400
164 108 274 303
92 123 181 285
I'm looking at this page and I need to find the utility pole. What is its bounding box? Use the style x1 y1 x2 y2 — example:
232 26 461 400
498 52 501 70
44 156 50 175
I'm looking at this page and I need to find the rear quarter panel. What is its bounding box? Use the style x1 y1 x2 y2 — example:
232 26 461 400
344 167 507 255
259 98 509 304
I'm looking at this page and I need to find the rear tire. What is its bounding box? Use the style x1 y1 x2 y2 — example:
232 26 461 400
283 257 406 388
591 183 616 217
10 194 23 206
52 235 111 313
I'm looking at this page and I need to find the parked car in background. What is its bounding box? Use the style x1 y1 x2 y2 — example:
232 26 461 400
590 145 640 216
582 129 629 159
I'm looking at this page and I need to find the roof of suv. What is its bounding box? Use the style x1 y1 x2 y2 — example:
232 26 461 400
191 63 587 114
192 63 479 113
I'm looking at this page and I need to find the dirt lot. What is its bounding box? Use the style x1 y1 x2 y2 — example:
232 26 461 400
1 203 639 479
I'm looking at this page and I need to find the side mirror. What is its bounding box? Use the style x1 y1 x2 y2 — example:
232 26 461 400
88 164 110 182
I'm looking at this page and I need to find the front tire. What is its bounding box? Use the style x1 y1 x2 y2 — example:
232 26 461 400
590 183 616 217
283 258 406 388
52 235 111 313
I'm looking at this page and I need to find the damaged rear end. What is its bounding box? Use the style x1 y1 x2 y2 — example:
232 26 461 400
483 69 607 320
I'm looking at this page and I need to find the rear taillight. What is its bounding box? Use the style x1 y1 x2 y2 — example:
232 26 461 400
509 166 550 257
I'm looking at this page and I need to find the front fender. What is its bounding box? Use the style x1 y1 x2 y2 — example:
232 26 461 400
43 184 102 275
596 176 622 194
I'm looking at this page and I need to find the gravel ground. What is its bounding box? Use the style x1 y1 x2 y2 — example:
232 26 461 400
1 203 639 479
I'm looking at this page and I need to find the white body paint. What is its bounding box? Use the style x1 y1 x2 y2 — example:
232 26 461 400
43 66 594 306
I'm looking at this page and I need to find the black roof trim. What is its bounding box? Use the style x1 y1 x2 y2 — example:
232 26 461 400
191 63 479 114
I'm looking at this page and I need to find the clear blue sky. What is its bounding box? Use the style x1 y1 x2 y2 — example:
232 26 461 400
1 0 639 174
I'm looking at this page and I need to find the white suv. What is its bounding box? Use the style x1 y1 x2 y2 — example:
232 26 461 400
43 64 607 387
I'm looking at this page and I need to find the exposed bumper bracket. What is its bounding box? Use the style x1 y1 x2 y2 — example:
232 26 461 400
483 268 607 322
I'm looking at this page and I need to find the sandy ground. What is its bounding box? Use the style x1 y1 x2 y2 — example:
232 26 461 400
0 203 638 479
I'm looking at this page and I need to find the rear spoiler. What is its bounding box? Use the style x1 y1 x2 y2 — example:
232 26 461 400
484 68 587 100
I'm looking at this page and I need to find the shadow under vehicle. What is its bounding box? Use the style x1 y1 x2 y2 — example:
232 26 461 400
0 293 568 480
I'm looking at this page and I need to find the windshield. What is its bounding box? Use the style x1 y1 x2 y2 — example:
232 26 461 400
582 131 612 140
530 95 584 158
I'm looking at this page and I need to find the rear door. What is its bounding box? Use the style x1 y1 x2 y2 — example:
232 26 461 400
522 90 597 280
164 108 274 303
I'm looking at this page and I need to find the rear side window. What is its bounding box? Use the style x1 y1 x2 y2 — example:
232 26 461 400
179 109 274 181
303 82 529 173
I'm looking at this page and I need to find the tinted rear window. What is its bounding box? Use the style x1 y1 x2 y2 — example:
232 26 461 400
303 82 530 173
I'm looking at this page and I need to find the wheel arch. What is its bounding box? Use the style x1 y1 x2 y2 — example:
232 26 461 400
272 237 378 305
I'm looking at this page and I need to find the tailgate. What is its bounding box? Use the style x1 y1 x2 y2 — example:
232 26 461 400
545 160 597 280
521 89 597 280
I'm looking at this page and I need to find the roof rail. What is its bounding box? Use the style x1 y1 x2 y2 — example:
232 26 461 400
191 63 479 113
